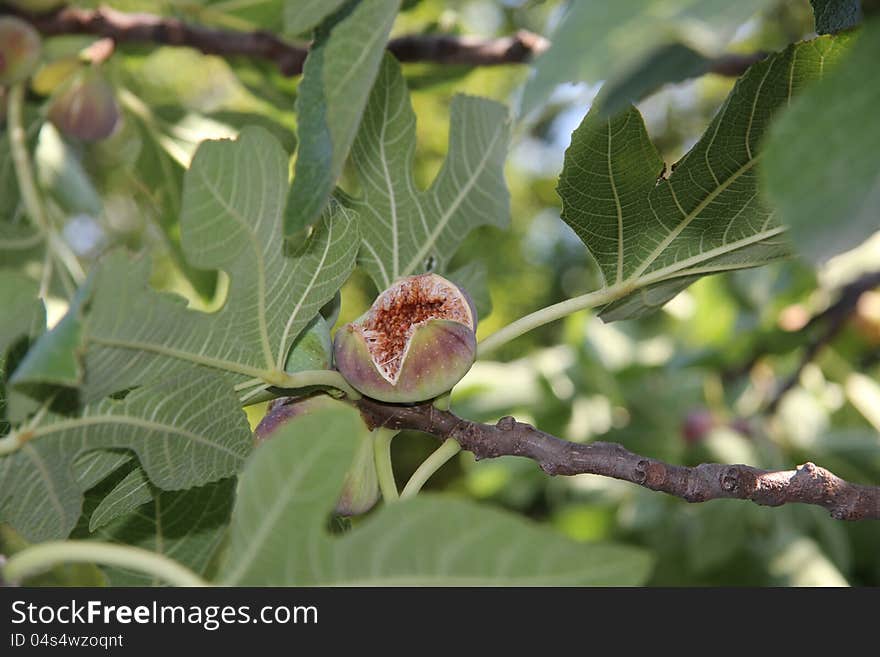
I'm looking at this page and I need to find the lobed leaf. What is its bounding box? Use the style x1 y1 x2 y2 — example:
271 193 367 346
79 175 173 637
349 55 510 290
16 127 359 401
285 0 401 237
558 36 850 320
0 371 251 542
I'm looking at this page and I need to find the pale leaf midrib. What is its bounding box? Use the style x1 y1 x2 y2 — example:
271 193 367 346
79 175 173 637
29 415 245 460
88 335 270 382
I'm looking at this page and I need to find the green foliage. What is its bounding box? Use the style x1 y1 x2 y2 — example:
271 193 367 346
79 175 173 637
762 23 878 264
0 371 251 542
810 0 864 33
0 0 877 588
19 127 359 402
521 0 772 117
76 477 234 586
220 406 652 585
286 0 401 237
347 55 510 290
558 37 849 319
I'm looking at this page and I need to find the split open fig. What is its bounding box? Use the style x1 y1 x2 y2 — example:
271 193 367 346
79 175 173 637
333 273 477 403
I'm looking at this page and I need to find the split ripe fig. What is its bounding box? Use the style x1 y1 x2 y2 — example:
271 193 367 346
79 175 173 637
0 17 41 85
255 395 380 516
333 273 477 403
48 72 120 142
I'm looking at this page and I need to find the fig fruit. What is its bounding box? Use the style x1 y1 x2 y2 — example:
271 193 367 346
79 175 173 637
48 72 120 142
255 395 380 516
0 17 41 85
681 408 716 444
333 273 477 403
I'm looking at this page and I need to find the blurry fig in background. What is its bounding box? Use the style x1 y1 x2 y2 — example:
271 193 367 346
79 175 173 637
334 273 477 403
48 72 120 142
0 17 42 85
255 395 380 516
681 408 717 444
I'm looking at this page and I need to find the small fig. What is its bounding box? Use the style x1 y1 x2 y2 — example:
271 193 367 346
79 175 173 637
333 273 477 403
681 408 716 445
0 17 42 85
48 72 119 142
255 395 380 516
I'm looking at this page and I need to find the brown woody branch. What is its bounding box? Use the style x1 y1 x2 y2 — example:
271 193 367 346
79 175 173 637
3 4 548 76
355 398 880 521
3 4 760 79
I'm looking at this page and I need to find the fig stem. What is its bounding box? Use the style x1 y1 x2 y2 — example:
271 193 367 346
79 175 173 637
271 369 361 400
373 428 399 502
2 540 208 587
8 82 86 286
7 82 49 235
400 438 461 499
477 285 622 356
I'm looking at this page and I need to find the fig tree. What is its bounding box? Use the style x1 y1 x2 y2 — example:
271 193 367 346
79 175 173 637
333 273 477 403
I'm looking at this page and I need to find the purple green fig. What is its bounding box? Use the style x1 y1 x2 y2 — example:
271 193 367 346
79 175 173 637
48 72 120 142
254 395 380 516
0 17 42 85
333 273 477 403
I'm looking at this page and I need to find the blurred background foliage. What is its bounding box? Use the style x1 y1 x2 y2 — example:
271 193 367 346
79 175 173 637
2 0 879 586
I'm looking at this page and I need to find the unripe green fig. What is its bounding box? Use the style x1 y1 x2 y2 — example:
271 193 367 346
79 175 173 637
255 395 380 516
333 273 477 403
0 17 42 85
48 72 120 142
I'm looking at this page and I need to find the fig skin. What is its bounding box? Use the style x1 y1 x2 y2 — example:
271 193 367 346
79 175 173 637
0 17 42 85
48 72 120 142
333 274 477 403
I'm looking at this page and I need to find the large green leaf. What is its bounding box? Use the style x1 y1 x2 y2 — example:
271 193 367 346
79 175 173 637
348 55 510 290
285 0 401 238
219 406 652 586
810 0 863 34
521 0 772 117
0 371 251 542
762 26 876 264
75 477 235 586
557 37 849 320
16 127 359 402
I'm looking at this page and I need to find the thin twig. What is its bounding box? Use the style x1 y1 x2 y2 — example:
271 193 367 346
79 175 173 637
764 270 880 412
355 398 880 520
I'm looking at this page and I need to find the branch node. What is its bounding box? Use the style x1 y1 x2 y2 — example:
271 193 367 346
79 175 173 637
721 467 740 492
496 415 516 431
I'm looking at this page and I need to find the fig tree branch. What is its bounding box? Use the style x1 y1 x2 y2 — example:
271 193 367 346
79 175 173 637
3 4 762 78
355 398 880 521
